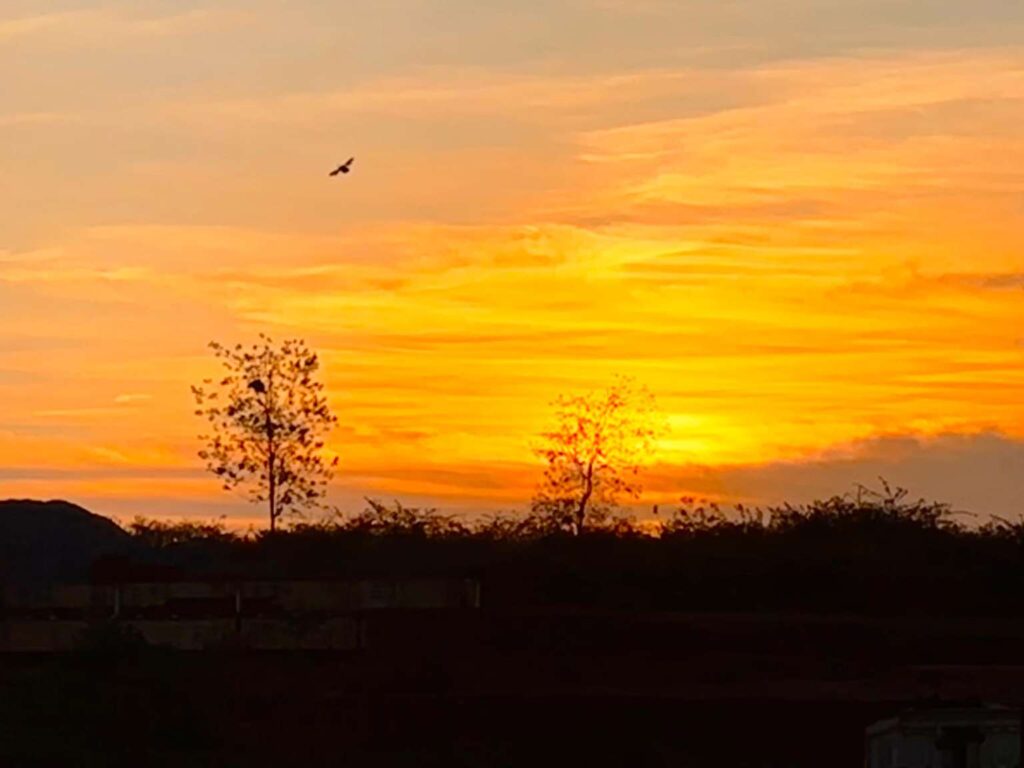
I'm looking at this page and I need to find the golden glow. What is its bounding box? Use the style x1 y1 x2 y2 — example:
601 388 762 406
1 4 1022 522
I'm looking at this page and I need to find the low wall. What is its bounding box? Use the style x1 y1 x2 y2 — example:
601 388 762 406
2 578 481 618
0 616 363 652
0 620 88 652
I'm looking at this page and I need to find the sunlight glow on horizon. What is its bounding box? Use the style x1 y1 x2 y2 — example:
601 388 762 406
1 2 1023 523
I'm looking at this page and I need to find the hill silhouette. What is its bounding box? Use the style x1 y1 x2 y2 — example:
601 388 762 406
0 499 132 584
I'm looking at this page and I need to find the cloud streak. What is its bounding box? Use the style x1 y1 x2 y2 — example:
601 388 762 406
0 7 243 45
0 4 1022 521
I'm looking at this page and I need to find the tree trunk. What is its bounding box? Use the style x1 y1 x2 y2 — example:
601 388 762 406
268 452 276 532
575 459 595 536
265 375 277 533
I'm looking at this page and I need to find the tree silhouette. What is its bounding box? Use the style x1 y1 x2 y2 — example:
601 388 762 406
531 378 660 535
191 335 338 532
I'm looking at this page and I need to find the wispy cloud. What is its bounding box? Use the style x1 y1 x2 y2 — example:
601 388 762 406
0 7 244 45
0 10 90 42
113 393 152 404
1 4 1022 521
167 68 719 126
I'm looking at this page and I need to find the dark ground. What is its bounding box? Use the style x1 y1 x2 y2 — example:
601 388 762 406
5 497 1024 764
3 609 1023 767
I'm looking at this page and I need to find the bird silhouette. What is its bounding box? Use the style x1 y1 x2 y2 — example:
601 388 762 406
329 158 355 176
248 380 266 394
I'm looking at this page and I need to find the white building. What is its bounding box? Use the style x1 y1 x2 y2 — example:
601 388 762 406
866 704 1020 768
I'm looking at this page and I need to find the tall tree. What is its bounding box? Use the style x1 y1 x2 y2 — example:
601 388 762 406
531 378 660 535
191 335 338 532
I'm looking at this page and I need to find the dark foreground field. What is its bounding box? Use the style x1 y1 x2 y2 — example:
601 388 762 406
3 610 1023 767
5 497 1024 764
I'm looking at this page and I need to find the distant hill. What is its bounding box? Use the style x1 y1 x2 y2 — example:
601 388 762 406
0 499 132 584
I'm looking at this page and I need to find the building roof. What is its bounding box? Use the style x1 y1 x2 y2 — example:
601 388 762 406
866 703 1020 737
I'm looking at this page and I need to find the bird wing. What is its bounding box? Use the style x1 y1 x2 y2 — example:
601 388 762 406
329 158 353 176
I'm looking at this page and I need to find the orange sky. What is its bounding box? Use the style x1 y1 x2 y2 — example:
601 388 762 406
1 2 1022 525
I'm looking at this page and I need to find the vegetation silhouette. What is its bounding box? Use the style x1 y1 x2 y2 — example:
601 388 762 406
531 377 662 535
126 516 238 548
343 498 474 538
5 489 1024 767
66 479 1017 615
191 335 338 532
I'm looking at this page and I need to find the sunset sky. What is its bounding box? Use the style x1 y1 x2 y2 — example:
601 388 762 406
1 0 1022 526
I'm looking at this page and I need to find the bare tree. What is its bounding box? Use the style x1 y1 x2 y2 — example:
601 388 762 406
191 335 338 532
531 378 661 535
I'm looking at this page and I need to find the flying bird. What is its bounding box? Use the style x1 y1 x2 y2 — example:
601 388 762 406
329 158 355 177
